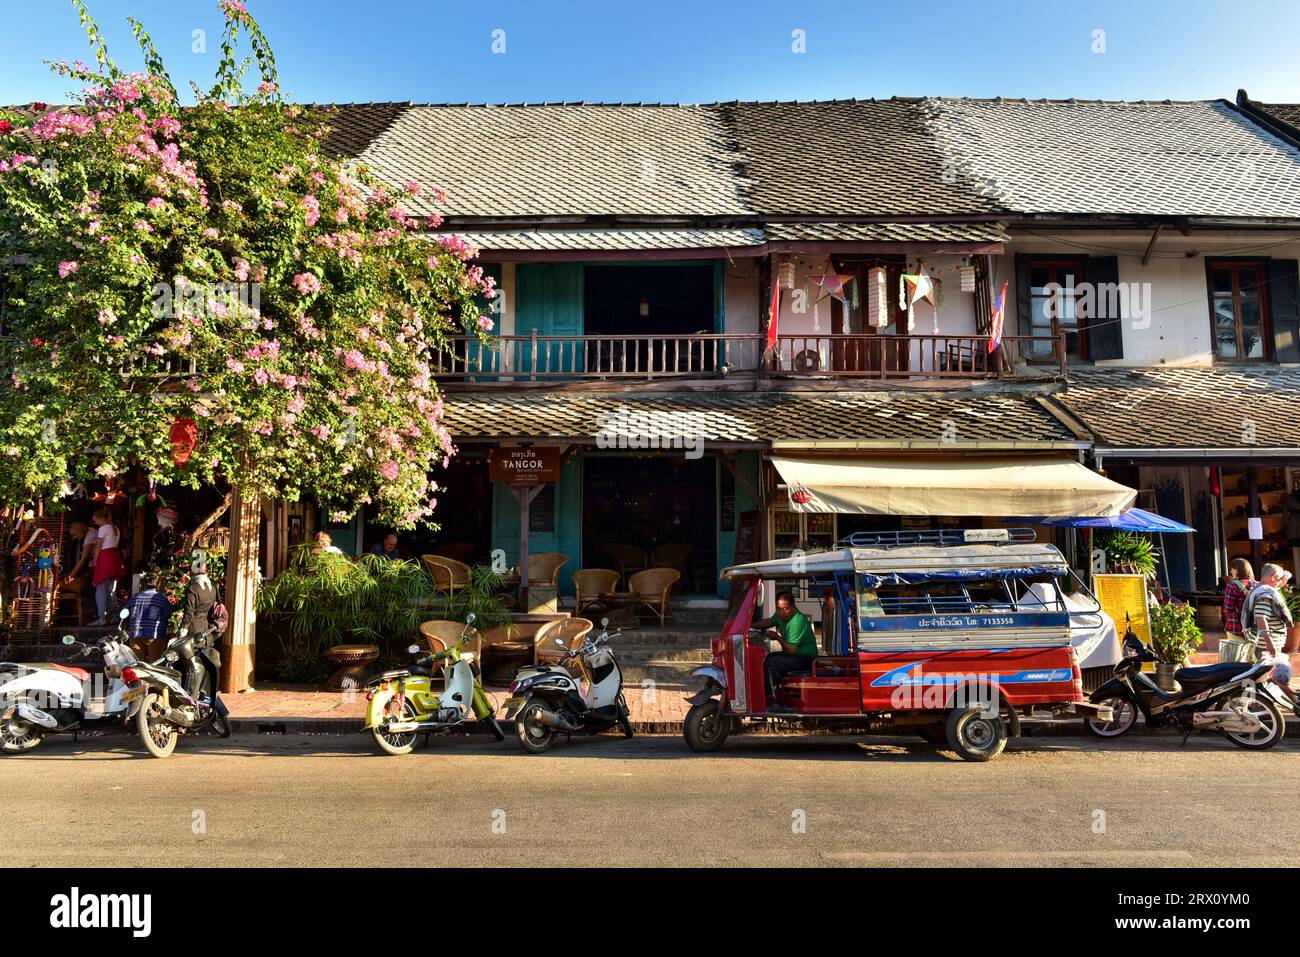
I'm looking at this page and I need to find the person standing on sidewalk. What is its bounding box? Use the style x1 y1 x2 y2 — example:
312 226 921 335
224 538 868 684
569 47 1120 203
1222 558 1257 639
1245 563 1296 706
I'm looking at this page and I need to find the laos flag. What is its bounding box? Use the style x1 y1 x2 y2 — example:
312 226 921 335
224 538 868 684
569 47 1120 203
988 281 1008 353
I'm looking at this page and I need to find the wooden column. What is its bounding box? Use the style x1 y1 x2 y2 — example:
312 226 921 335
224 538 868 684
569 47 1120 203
221 485 261 694
509 483 543 610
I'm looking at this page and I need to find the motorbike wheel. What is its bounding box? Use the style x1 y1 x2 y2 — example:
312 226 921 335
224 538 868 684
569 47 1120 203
137 693 179 758
371 698 419 756
0 704 43 754
617 694 634 739
683 698 730 752
1222 695 1285 750
212 712 233 739
516 701 555 754
1086 696 1138 738
944 706 1007 762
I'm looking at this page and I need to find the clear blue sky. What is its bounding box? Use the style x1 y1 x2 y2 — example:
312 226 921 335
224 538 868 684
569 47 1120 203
2 0 1297 105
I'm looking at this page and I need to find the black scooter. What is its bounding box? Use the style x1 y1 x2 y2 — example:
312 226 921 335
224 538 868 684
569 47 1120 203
123 627 231 758
1086 619 1284 749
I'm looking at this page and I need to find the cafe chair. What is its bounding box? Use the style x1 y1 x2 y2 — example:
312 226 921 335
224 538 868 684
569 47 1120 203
570 568 620 614
535 617 593 666
605 544 648 584
627 568 681 627
520 552 568 590
420 554 471 596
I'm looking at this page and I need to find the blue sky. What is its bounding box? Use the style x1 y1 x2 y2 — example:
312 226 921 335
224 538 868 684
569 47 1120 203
1 0 1297 105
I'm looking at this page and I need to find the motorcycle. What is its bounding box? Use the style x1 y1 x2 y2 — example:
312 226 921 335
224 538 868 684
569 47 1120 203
1086 619 1285 750
503 618 633 754
122 626 231 758
0 608 141 754
363 613 505 755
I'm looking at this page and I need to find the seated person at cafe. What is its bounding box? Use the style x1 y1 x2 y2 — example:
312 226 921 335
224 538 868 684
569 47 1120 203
754 590 819 704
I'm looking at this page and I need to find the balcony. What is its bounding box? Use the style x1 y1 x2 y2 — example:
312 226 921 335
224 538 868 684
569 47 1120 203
432 331 1065 385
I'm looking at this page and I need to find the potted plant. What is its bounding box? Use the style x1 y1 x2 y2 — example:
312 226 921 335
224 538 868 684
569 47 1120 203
1148 600 1204 691
1097 531 1159 580
1284 586 1300 655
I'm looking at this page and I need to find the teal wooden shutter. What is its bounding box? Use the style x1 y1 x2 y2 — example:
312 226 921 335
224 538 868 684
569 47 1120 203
515 264 583 377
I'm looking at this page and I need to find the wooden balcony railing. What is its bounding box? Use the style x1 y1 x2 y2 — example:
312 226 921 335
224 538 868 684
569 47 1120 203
432 331 1066 383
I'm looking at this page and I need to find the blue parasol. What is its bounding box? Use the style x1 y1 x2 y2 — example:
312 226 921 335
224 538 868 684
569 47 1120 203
1008 508 1195 533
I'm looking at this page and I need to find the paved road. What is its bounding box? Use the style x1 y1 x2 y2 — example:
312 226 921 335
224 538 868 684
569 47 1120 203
5 730 1298 867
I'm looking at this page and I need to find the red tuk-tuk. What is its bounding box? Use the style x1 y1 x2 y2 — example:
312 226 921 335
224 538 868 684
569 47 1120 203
683 528 1111 761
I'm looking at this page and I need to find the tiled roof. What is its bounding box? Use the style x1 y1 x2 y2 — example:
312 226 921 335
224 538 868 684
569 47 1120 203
924 99 1300 219
1258 103 1300 128
1051 366 1300 451
314 98 1300 225
448 226 766 252
765 221 1008 244
441 389 1080 449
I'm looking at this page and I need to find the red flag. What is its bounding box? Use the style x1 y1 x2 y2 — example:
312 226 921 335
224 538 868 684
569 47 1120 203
988 281 1008 353
766 274 781 353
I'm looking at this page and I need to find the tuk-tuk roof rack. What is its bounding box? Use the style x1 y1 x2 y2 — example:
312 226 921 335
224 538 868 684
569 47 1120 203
834 528 1037 549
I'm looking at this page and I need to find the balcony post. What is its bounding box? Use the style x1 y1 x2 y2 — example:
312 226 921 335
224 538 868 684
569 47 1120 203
529 328 538 382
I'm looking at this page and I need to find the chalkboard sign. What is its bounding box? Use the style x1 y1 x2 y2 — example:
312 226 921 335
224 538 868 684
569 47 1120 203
735 510 760 565
720 468 736 532
529 483 555 533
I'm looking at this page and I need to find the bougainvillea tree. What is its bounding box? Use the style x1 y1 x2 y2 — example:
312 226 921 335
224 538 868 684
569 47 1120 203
0 1 494 531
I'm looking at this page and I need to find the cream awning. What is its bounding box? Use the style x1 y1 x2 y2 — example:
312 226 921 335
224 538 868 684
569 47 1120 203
771 455 1135 517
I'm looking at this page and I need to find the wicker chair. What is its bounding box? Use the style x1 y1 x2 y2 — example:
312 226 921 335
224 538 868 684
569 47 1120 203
627 568 681 626
420 554 470 595
605 544 648 584
651 543 692 588
417 619 480 659
570 568 620 614
535 616 593 665
518 552 568 590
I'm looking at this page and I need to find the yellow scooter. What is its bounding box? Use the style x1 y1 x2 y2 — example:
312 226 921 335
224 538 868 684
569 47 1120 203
363 614 504 755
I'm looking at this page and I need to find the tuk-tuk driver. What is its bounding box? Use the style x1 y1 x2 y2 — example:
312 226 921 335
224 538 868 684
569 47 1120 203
754 590 819 706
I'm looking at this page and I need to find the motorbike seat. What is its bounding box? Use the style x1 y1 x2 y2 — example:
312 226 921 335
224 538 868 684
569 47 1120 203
1174 662 1254 688
51 662 91 682
379 669 411 680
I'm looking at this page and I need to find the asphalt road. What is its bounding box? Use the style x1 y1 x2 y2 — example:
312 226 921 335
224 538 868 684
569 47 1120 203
5 729 1299 867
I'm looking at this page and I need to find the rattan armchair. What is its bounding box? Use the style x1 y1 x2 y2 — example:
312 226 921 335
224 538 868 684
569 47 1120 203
570 568 620 614
417 619 480 660
535 616 593 665
519 552 568 589
605 544 648 584
627 568 681 626
420 554 471 595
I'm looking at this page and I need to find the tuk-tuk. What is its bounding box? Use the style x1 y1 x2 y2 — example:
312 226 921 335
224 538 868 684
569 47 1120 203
683 528 1112 761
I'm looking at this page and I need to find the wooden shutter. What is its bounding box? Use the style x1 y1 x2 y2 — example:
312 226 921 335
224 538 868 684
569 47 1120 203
1014 253 1032 340
1084 255 1124 360
1267 258 1300 362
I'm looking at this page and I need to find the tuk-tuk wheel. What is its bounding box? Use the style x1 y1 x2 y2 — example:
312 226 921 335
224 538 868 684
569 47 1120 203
684 699 730 752
944 706 1007 762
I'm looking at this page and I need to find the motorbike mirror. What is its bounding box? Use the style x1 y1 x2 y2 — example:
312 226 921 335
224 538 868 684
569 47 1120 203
407 643 421 655
601 617 610 628
464 612 476 625
555 638 565 646
119 608 131 620
61 634 76 645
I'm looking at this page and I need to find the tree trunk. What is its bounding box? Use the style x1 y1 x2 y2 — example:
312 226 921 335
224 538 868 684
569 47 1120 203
191 489 233 546
220 485 260 694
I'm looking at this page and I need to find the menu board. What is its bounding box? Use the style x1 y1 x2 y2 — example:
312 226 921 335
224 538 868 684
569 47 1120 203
735 510 761 565
1093 574 1151 665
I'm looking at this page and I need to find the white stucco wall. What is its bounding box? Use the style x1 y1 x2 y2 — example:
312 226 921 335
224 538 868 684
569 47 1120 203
1000 231 1300 367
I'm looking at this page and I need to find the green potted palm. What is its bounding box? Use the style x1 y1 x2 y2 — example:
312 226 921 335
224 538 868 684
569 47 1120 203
1098 531 1159 580
1148 601 1204 691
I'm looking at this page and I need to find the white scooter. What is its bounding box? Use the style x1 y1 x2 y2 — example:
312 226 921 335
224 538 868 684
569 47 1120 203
0 608 141 754
503 618 633 753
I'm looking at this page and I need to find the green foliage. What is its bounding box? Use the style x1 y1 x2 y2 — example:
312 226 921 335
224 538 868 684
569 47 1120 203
1098 531 1160 581
430 564 514 634
1149 600 1203 665
0 1 496 528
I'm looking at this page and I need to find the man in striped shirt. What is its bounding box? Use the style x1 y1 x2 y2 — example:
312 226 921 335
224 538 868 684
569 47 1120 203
1246 564 1295 706
127 575 175 643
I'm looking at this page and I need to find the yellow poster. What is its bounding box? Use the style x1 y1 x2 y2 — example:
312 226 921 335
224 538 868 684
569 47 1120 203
1093 574 1152 659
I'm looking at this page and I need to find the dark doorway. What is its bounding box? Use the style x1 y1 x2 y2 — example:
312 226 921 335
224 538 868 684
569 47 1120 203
583 455 717 594
584 264 716 375
363 456 492 565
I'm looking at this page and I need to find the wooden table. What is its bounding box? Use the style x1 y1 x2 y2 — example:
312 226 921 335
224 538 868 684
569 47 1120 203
324 644 379 691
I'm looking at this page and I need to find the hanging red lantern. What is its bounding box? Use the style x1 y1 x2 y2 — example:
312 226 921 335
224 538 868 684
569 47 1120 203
790 487 813 506
170 416 199 464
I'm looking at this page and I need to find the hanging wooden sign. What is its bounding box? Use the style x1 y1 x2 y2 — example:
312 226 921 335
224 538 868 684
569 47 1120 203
489 446 561 485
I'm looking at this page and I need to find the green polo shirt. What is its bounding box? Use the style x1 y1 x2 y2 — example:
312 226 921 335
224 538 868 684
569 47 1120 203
772 611 818 657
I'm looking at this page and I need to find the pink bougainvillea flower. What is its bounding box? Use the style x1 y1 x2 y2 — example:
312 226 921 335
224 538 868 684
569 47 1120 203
477 315 494 332
379 461 400 481
58 260 78 278
97 308 115 324
292 272 321 296
0 120 12 135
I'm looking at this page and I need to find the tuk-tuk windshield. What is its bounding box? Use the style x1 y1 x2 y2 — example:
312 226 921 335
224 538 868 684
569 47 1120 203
857 573 1066 618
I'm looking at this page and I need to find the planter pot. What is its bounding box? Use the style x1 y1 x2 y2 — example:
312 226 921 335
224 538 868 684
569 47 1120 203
1153 662 1181 692
1285 625 1300 656
1196 602 1223 631
1217 637 1256 664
